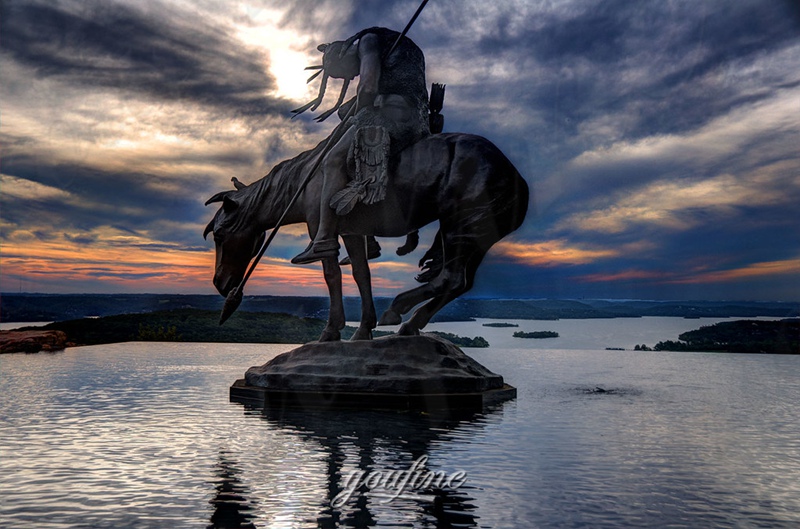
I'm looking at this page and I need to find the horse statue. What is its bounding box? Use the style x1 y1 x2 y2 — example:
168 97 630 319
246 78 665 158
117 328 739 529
204 131 528 341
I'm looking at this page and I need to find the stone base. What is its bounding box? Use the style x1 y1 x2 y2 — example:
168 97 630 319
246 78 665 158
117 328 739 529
230 379 517 411
230 333 516 411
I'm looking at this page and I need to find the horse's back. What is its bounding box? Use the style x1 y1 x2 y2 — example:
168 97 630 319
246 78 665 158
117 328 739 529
339 132 528 240
423 132 529 237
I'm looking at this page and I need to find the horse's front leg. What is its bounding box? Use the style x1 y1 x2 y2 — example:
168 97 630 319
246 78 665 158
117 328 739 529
342 235 376 340
319 255 344 341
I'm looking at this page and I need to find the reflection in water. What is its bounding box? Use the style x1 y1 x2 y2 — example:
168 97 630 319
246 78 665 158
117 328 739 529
6 341 799 527
245 404 503 528
208 451 257 529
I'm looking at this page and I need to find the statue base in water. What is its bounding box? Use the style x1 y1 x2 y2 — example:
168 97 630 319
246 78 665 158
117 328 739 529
230 333 516 411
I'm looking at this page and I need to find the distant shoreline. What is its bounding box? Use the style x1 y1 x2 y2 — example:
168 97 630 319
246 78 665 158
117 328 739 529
1 309 491 353
2 308 796 355
3 293 798 324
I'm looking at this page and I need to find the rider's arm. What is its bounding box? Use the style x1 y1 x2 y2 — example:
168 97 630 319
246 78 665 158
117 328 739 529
356 32 380 109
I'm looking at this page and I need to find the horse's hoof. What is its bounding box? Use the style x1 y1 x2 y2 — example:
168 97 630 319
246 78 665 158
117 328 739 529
397 323 419 336
378 309 402 326
318 330 341 342
350 328 373 341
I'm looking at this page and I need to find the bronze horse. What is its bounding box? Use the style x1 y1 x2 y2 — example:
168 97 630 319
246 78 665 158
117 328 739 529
205 132 528 341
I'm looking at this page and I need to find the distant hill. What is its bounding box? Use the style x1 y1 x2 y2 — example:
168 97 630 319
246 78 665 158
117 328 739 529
23 309 351 346
2 293 798 323
11 309 491 350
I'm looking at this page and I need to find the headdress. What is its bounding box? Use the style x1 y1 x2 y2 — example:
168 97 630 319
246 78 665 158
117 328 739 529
291 32 366 122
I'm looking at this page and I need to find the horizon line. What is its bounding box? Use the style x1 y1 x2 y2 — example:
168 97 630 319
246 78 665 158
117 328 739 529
2 292 799 304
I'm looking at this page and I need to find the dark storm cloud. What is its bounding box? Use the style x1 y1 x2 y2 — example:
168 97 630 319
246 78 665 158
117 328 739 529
484 0 799 65
0 0 287 116
1 156 211 246
435 0 800 152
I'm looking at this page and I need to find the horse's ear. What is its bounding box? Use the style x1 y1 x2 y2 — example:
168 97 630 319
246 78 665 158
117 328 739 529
203 219 214 240
205 191 231 206
317 43 328 52
223 195 239 211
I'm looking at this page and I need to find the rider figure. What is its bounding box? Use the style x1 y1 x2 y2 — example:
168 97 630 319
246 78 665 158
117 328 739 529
291 27 430 264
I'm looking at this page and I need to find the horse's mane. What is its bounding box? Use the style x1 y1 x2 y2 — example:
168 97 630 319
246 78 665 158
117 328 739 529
234 137 329 230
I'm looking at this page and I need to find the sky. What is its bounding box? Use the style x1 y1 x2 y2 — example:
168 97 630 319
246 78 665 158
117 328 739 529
1 0 799 301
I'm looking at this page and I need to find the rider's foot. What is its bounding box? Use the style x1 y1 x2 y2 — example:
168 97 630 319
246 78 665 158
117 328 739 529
291 239 340 264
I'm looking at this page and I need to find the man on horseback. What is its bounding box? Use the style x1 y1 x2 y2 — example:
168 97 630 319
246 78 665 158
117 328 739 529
290 27 431 264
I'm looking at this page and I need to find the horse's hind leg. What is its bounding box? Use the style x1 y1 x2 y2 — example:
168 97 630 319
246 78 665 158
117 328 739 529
343 235 376 340
398 248 486 336
378 234 445 326
378 281 440 326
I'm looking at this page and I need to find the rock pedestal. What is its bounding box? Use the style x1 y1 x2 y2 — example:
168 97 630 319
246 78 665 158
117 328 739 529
0 330 68 354
230 333 516 411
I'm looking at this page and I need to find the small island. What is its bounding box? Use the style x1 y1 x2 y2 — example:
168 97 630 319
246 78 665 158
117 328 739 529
651 319 799 354
513 330 559 339
482 322 519 328
428 331 489 348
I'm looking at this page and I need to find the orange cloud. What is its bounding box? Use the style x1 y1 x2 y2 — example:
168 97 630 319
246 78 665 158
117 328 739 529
0 230 420 297
670 258 800 284
1 236 215 292
577 270 669 283
494 240 618 267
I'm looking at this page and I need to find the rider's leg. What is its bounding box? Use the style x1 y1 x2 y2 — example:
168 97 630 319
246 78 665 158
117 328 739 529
291 132 352 264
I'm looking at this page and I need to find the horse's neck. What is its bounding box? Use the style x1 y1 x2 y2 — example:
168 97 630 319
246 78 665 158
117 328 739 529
248 150 315 229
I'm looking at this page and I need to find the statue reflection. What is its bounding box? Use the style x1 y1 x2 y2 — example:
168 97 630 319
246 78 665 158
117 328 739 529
241 403 506 528
207 450 258 529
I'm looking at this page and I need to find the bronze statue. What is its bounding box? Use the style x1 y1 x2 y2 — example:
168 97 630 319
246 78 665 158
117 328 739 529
205 132 528 340
291 27 432 265
205 23 528 341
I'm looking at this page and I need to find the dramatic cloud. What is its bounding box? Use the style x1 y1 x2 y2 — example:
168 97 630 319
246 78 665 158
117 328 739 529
1 0 798 300
1 1 285 115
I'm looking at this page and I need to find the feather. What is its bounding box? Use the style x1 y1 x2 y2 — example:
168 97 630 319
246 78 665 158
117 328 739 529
315 78 350 122
310 73 328 111
314 107 339 122
291 99 318 117
330 184 366 216
306 70 323 83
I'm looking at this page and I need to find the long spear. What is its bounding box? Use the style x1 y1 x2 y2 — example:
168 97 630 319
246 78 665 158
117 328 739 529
219 0 431 324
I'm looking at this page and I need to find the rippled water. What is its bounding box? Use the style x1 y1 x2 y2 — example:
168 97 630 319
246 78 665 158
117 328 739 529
2 319 800 528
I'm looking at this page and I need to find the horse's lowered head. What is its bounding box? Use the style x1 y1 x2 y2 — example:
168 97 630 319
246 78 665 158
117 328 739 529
204 179 265 297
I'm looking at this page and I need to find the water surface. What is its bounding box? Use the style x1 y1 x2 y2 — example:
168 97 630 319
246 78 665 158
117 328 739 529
1 319 799 528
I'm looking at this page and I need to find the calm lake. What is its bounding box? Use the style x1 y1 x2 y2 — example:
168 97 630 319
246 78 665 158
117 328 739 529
1 317 799 528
